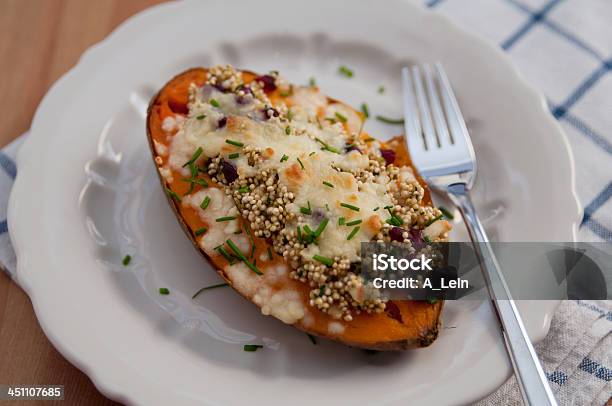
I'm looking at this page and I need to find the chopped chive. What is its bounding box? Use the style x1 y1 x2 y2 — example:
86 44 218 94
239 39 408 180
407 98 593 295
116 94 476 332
285 126 291 135
192 283 229 299
297 157 304 169
200 196 211 210
226 239 262 275
325 203 330 211
364 137 375 142
375 115 404 125
165 188 181 202
309 151 316 156
287 108 294 121
234 229 242 234
338 65 354 78
300 201 312 215
196 114 206 120
335 112 348 123
306 333 317 345
243 344 263 352
338 217 346 225
309 77 316 87
210 99 220 107
316 116 323 129
159 288 170 295
373 207 380 211
324 117 336 124
122 255 131 266
340 202 360 212
384 205 394 209
378 85 385 94
423 236 432 243
347 226 360 240
303 224 314 235
361 103 370 119
386 216 403 226
267 247 273 261
238 186 250 193
345 219 362 227
280 154 289 162
297 226 303 242
425 214 444 227
228 152 239 159
216 246 237 264
280 91 291 97
313 254 334 266
225 139 244 147
216 215 237 222
314 218 329 238
439 207 455 220
322 181 334 188
314 137 341 154
195 227 208 236
182 147 204 167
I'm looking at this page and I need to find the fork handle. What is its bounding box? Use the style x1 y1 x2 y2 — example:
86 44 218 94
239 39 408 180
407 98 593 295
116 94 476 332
446 183 558 406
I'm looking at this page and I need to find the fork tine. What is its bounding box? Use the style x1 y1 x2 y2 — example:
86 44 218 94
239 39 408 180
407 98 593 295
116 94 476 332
423 64 451 146
434 63 470 149
401 67 426 154
411 66 439 150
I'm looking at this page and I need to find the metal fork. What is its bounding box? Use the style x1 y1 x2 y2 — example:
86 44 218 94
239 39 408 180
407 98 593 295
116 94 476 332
401 63 557 406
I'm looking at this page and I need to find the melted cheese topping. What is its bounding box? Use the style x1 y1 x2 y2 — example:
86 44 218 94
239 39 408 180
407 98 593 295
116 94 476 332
168 85 395 262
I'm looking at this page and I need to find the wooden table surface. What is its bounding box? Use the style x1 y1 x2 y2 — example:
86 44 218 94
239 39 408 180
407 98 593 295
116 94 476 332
0 1 166 404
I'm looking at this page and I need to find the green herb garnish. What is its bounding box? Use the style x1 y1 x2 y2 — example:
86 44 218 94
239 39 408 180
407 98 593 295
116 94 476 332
122 255 131 266
196 114 206 120
314 137 341 154
338 217 346 225
285 126 291 135
340 202 360 212
378 85 385 94
228 152 239 159
243 344 263 352
280 154 289 162
338 65 354 78
425 214 444 227
200 196 211 210
300 201 312 215
210 99 220 107
225 139 244 147
345 219 362 227
373 207 380 211
226 239 262 275
216 216 237 222
439 207 455 220
309 77 316 87
361 103 370 119
195 227 207 236
297 157 304 169
192 283 229 299
322 181 334 188
423 236 432 243
182 147 204 168
159 288 170 295
314 218 329 238
335 112 348 123
165 188 181 202
375 115 404 125
347 226 360 240
238 186 250 194
313 255 334 266
216 246 237 264
267 247 273 261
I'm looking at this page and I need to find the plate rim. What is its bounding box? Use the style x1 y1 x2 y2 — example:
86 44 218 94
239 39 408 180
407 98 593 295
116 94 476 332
8 0 581 404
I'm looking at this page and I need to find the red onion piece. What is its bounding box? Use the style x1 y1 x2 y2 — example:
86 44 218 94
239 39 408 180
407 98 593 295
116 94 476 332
380 149 396 165
221 160 238 183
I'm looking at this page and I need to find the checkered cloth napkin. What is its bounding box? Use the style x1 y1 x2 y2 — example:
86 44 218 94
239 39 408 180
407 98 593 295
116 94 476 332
1 0 610 404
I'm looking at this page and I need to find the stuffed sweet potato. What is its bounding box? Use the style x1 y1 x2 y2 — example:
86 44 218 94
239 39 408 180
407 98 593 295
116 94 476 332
146 65 451 350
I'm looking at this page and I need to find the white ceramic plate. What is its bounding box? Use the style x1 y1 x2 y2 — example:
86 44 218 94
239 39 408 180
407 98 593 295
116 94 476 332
9 1 581 405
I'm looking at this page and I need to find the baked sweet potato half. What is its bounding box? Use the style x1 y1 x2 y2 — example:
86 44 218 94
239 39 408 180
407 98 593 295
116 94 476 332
146 65 451 350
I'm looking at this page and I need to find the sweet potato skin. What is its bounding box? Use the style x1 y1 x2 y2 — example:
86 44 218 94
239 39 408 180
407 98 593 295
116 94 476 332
146 68 443 351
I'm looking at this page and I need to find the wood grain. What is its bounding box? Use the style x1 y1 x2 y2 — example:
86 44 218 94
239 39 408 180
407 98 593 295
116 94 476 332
0 1 166 404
